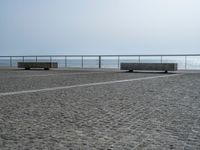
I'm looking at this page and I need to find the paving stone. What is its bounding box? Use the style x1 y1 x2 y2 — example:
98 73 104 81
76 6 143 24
0 70 200 149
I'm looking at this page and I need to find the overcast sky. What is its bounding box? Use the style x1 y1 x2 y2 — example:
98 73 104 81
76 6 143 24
0 0 200 55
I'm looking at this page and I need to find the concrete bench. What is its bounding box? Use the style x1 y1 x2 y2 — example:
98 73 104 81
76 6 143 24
120 63 177 73
18 62 58 70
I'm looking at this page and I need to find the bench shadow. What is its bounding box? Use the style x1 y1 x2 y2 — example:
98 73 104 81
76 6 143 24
120 71 177 74
10 69 52 71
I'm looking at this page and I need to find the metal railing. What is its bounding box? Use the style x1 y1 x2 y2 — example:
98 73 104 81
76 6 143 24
0 54 200 70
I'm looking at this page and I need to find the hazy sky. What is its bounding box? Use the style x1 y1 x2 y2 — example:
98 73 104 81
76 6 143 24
0 0 200 55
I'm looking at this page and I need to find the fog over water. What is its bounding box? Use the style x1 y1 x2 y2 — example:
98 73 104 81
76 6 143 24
0 0 200 55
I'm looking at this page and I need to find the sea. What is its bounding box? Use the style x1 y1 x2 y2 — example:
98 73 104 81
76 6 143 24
0 56 200 70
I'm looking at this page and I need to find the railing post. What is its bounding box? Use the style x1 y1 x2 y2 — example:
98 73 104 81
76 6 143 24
118 56 120 69
99 56 101 69
36 56 38 62
22 56 25 62
65 56 67 68
138 56 140 63
10 56 12 67
50 56 52 63
185 56 187 70
81 56 83 68
161 56 163 64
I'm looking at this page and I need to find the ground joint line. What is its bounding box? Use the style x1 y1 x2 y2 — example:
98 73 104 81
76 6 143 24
0 74 182 97
4 71 104 78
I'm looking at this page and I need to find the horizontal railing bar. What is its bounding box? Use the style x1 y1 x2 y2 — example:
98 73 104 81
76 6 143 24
1 54 200 57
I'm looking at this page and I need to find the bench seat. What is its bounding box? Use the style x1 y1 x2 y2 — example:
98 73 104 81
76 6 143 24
120 63 177 73
18 62 58 70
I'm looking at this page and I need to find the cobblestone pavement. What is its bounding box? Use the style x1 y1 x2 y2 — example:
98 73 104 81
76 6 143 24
0 69 200 150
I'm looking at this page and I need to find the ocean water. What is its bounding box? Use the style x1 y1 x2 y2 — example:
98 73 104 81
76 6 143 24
0 56 200 70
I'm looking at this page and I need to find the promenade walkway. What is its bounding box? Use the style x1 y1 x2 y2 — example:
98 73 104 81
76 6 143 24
0 69 199 149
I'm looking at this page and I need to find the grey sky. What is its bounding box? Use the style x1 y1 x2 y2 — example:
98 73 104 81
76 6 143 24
0 0 200 55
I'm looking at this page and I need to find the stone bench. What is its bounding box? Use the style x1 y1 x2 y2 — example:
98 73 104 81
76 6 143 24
120 63 177 73
18 62 58 70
